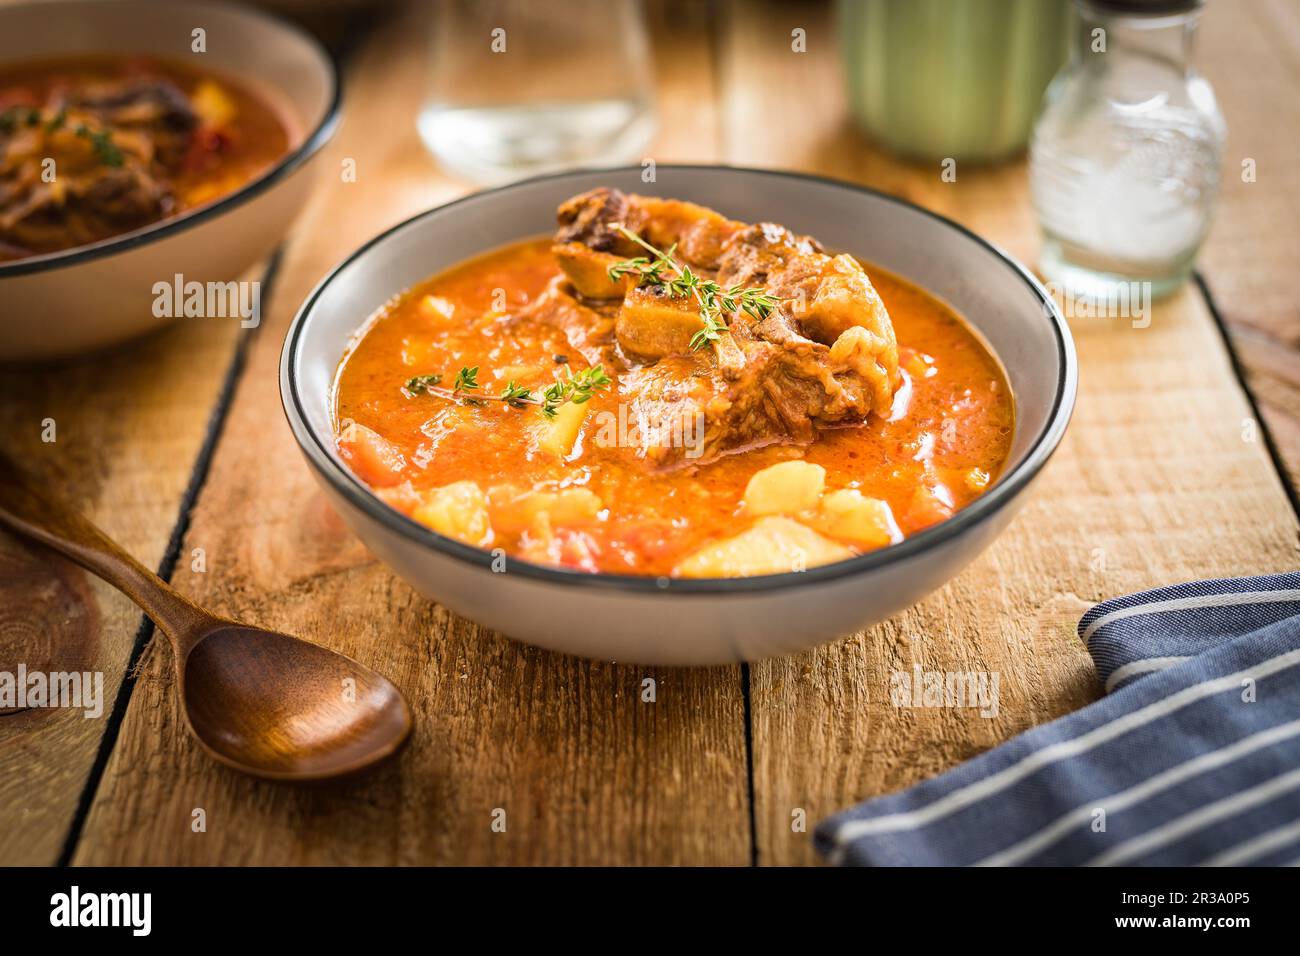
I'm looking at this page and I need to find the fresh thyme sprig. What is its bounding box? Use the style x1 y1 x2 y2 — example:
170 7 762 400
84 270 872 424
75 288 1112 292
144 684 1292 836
404 366 484 406
404 364 611 420
499 380 534 408
453 366 479 393
404 373 442 394
606 226 782 351
538 364 612 420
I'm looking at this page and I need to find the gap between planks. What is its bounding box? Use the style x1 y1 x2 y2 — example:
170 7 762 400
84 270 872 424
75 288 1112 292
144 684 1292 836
52 251 284 867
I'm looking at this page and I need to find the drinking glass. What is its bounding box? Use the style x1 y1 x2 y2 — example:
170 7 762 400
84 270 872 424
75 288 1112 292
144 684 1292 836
418 0 656 183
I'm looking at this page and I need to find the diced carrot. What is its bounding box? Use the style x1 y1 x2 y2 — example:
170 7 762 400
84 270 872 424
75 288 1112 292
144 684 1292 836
338 421 407 487
374 481 421 515
615 519 679 561
558 529 601 573
906 480 955 529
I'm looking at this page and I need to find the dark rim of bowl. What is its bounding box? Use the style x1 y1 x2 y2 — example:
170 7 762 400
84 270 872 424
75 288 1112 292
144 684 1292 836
0 0 343 279
283 164 1078 595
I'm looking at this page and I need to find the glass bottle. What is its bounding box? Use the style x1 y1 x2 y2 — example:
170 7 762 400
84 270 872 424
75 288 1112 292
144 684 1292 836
1029 0 1225 300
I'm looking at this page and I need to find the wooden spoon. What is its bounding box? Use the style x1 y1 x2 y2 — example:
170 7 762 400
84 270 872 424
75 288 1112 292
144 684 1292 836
0 454 411 781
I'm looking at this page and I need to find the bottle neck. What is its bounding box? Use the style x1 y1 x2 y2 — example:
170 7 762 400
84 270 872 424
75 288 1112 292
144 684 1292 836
1072 1 1200 73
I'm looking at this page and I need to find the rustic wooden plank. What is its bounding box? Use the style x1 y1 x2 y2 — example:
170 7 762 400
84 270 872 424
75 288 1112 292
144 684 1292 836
0 301 247 864
1196 0 1300 493
71 2 751 866
718 0 1300 865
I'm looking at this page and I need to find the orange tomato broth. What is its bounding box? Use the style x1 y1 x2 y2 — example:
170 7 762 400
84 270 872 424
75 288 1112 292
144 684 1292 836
333 238 1015 576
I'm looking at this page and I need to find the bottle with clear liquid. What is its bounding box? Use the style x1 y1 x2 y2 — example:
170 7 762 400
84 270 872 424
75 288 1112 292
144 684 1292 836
1029 0 1225 300
418 0 656 184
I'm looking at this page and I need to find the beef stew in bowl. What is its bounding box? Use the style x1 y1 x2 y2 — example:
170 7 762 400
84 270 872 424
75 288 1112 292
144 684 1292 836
283 166 1074 663
333 189 1015 577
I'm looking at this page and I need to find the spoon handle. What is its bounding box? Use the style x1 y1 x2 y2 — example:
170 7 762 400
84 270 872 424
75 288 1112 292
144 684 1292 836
0 452 215 653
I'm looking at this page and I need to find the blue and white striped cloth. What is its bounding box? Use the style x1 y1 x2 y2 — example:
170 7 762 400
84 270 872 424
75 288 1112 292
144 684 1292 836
815 573 1300 866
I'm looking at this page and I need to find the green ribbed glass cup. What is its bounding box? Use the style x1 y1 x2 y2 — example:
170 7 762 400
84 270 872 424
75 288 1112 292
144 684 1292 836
838 0 1070 163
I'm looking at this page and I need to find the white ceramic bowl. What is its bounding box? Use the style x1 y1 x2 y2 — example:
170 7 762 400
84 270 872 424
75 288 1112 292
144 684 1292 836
0 0 340 360
282 166 1077 665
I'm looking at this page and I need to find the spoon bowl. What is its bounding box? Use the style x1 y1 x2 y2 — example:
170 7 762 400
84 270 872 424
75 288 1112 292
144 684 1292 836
182 625 411 780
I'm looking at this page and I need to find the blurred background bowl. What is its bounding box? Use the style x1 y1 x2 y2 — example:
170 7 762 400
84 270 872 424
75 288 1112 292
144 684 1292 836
0 0 340 360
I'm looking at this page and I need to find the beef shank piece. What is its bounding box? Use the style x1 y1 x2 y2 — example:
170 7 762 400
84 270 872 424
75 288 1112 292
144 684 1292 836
544 187 900 468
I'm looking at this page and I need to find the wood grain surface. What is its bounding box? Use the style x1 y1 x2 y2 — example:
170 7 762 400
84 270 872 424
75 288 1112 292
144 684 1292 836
3 0 1294 866
0 312 247 864
1197 0 1300 493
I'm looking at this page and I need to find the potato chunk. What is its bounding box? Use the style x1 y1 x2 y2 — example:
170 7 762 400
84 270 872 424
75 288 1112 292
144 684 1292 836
535 400 590 458
742 460 826 516
191 80 237 127
548 487 604 524
417 294 456 322
674 516 852 578
808 489 901 550
412 481 493 547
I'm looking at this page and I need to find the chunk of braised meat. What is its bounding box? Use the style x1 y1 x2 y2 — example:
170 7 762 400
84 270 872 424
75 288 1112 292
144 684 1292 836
64 78 198 167
0 77 198 259
547 187 900 468
556 187 738 269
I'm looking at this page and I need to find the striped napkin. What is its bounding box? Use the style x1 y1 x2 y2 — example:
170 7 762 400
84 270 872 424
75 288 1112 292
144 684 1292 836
815 573 1300 866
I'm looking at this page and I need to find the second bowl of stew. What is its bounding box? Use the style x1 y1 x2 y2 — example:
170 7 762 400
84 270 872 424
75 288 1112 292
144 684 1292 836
0 0 339 359
282 166 1076 664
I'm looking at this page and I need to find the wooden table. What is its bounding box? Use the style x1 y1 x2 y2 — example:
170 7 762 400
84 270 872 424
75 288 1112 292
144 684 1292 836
2 0 1297 866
